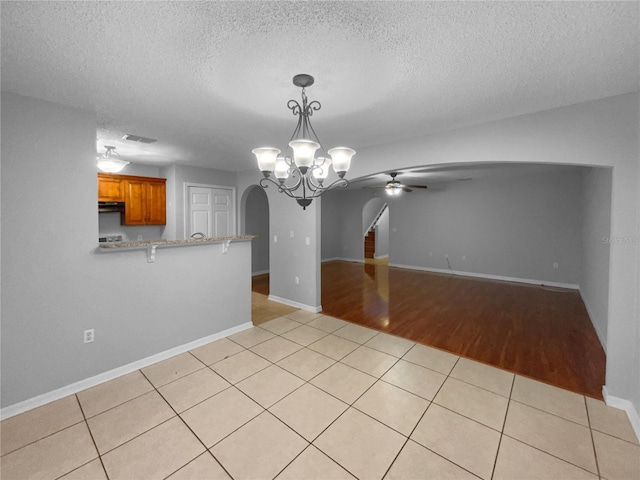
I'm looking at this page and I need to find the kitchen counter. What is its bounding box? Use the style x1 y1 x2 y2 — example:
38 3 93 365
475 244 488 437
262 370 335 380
97 235 256 262
98 235 256 249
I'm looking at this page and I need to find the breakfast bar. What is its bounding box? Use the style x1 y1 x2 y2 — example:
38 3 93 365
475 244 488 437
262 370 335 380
97 235 256 262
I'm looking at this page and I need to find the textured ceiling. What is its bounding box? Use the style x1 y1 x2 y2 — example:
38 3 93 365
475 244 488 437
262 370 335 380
1 1 638 173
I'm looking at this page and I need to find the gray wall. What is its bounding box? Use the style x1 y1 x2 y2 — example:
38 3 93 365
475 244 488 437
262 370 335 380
362 197 386 234
389 170 584 285
268 191 321 310
237 170 322 311
245 186 270 274
1 93 251 408
320 189 343 260
320 189 380 261
580 168 612 350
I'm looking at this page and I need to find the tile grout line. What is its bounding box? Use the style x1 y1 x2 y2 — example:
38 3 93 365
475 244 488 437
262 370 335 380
584 395 602 480
507 397 594 429
499 433 602 478
381 355 483 480
308 339 500 445
215 316 357 477
290 340 406 479
498 381 603 478
256 410 345 480
0 418 87 459
138 368 238 480
75 371 157 421
72 392 111 480
234 320 354 475
186 339 330 477
162 346 251 415
489 371 516 480
590 427 640 446
378 341 514 400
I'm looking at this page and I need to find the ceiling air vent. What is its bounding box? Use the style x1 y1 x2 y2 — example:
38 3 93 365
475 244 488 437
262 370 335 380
122 134 157 144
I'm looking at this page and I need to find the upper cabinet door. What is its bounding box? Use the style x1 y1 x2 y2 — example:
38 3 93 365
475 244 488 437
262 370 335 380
123 179 147 225
97 173 125 202
145 180 167 225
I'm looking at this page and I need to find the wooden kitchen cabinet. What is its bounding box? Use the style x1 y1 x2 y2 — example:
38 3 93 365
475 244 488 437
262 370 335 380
97 173 166 225
123 176 166 225
97 173 125 202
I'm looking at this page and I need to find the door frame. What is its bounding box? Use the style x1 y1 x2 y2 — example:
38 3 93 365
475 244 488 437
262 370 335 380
183 182 237 238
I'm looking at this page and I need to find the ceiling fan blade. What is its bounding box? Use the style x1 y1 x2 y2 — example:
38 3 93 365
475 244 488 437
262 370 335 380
402 187 413 192
405 184 428 189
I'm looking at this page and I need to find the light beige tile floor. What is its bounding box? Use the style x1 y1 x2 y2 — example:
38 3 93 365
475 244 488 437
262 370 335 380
2 311 639 480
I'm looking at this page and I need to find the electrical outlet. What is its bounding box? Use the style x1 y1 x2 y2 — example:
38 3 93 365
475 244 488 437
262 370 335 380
462 255 466 261
273 235 278 243
553 262 559 269
445 254 449 260
290 230 294 238
295 276 300 285
305 237 310 245
84 329 94 344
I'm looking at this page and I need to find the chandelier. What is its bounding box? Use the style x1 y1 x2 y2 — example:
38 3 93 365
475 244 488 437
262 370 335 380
97 145 129 173
252 74 355 210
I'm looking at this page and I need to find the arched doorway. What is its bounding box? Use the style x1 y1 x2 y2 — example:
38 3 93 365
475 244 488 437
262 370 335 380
243 186 270 279
362 197 389 261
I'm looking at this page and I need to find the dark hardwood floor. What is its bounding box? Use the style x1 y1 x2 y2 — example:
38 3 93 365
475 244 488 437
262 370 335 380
252 260 606 399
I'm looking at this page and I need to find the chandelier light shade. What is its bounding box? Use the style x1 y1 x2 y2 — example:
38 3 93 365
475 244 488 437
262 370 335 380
252 74 355 209
253 147 280 173
327 147 356 174
97 145 129 173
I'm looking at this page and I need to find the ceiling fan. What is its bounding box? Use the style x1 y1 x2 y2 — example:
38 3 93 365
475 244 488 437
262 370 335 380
384 172 428 196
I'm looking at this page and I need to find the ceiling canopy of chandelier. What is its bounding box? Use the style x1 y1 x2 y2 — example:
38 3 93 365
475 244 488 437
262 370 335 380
252 74 355 210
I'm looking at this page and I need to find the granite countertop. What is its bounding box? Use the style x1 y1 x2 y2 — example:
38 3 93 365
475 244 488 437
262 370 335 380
98 235 256 249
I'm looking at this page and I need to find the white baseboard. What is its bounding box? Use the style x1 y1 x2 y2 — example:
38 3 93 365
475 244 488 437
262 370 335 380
602 386 640 442
388 263 579 290
374 254 389 259
0 321 253 420
322 257 364 264
579 290 607 353
252 270 269 276
267 295 322 313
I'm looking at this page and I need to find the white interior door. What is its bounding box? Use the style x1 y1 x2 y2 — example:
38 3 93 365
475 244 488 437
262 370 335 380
187 185 235 237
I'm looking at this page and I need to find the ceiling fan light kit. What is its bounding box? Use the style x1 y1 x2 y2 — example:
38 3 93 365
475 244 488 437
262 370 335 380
252 74 355 210
384 172 428 196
